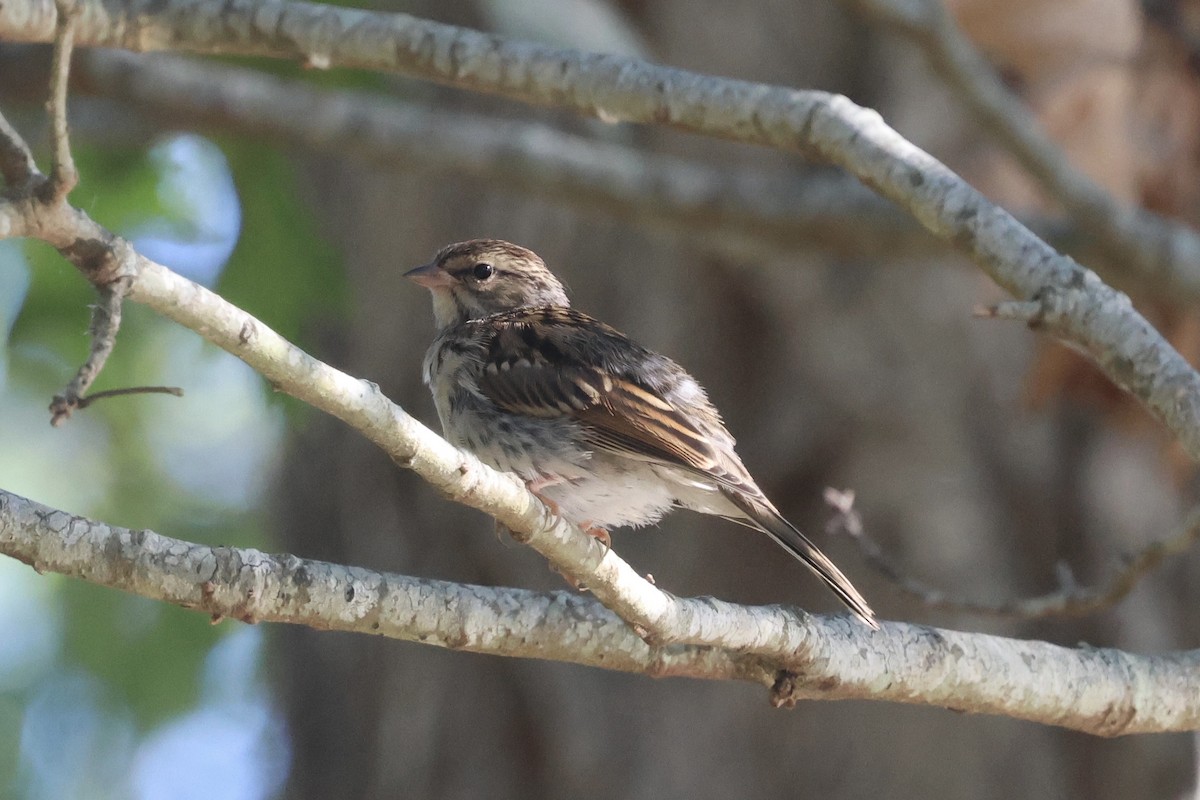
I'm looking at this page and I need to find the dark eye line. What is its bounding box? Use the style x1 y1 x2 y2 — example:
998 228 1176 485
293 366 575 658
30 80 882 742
453 264 504 280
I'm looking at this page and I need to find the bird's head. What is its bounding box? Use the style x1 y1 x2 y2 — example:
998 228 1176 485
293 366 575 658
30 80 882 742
405 239 570 329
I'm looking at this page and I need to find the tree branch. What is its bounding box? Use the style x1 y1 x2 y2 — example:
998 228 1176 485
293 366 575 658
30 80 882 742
65 50 1137 281
0 487 756 682
6 3 142 424
4 0 1200 460
843 0 1200 298
0 106 818 649
3 486 1198 735
827 487 1200 619
2 0 1200 738
48 275 132 425
0 110 38 187
43 0 79 201
74 50 922 262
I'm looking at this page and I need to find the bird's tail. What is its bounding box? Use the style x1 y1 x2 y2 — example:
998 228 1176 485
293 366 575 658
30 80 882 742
723 490 878 629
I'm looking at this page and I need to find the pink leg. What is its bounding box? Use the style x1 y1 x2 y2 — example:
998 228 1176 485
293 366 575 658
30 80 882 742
526 475 611 553
527 474 566 493
525 475 564 517
578 521 611 551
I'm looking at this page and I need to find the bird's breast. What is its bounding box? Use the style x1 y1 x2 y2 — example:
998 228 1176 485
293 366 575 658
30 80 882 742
424 335 591 480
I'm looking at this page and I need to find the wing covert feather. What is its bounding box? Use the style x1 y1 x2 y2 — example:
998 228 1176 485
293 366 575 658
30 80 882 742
470 308 745 486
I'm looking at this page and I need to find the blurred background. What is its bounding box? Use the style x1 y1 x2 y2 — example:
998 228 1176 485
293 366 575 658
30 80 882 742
2 0 1200 797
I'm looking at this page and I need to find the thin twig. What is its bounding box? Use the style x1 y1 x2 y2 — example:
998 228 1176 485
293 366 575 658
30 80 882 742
43 0 79 201
0 112 39 187
28 0 137 426
825 487 1200 619
75 385 184 407
49 276 132 426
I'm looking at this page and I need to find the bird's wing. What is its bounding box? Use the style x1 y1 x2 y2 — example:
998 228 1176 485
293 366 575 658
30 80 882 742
471 307 750 489
471 307 878 628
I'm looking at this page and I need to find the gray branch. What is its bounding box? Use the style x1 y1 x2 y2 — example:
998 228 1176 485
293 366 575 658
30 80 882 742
48 275 132 425
74 51 921 262
68 50 1126 277
4 0 1200 461
5 172 1200 733
3 486 1198 735
2 0 1200 737
844 0 1200 298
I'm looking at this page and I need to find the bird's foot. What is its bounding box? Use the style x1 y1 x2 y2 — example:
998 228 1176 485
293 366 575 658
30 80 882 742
579 521 611 554
545 523 609 591
525 476 564 519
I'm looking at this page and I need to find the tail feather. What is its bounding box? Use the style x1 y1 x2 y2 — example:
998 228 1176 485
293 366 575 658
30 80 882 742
723 489 878 629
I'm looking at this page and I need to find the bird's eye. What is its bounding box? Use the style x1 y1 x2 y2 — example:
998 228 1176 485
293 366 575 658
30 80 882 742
472 262 495 281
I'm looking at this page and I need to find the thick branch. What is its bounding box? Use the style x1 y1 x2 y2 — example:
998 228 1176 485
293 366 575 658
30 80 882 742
3 486 1199 735
0 487 752 681
68 51 1122 275
74 51 921 261
844 0 1200 298
4 0 1200 460
8 176 1200 734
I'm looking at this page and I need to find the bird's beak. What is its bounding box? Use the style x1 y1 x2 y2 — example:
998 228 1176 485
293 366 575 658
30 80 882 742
404 262 452 289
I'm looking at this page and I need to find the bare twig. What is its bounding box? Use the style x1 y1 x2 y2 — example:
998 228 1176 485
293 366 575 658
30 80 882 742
843 0 1200 298
0 74 164 423
826 488 1200 619
0 113 39 187
43 0 79 201
51 384 184 423
1 0 140 426
48 275 131 425
76 385 183 406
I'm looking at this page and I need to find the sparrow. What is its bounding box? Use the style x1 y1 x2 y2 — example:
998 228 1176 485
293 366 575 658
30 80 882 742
406 239 877 628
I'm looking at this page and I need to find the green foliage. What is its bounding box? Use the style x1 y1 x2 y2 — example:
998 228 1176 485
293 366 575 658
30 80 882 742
217 142 347 346
3 126 341 754
0 692 21 794
10 143 170 389
58 581 219 724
